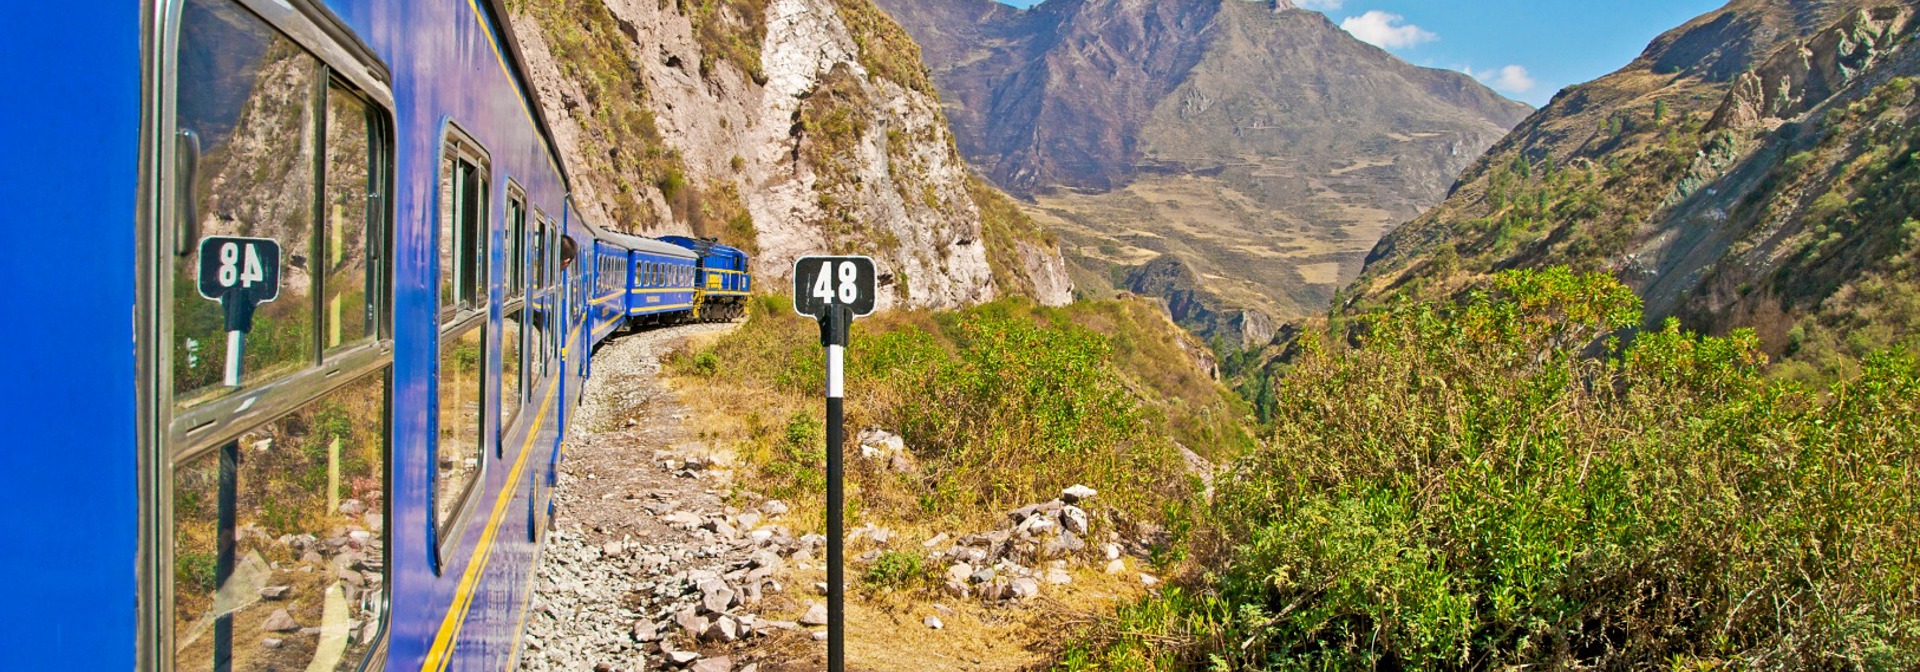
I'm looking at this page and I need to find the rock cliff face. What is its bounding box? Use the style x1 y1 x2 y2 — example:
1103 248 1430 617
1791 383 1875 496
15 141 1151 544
509 0 1073 310
873 0 1530 334
1355 0 1920 375
1710 6 1915 131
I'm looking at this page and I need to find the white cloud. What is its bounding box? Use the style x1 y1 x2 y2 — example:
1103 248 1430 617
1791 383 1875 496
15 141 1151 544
1463 64 1537 94
1340 10 1437 49
1293 0 1344 10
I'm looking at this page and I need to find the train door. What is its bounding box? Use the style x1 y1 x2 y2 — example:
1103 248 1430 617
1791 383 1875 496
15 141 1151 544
144 1 396 670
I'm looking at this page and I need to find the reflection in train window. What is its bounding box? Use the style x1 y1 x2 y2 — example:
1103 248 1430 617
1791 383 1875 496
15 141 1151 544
532 221 547 293
170 0 320 406
435 326 484 548
321 87 378 355
170 370 388 671
500 308 523 444
439 149 486 313
506 191 525 300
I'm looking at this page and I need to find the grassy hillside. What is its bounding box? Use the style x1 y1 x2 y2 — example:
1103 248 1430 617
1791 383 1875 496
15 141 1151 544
1352 2 1920 381
1058 268 1920 670
668 293 1251 534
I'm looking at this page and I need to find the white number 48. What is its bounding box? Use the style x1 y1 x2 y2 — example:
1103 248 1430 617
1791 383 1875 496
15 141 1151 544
218 242 266 289
811 261 860 304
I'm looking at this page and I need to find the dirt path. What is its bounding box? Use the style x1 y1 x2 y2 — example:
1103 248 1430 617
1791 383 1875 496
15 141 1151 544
516 322 1162 672
519 323 816 672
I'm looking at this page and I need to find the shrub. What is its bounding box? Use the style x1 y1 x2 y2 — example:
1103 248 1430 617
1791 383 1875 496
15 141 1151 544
674 296 1232 532
1062 268 1919 670
862 550 927 590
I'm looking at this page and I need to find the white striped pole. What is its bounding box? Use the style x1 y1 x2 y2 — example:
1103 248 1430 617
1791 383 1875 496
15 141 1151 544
822 307 848 672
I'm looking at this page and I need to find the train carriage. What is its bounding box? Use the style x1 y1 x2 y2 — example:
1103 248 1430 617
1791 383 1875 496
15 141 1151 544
661 236 753 321
596 229 699 334
0 0 745 669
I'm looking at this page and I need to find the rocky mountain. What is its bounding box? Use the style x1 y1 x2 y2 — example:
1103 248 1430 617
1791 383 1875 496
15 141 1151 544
507 0 1072 310
1355 0 1920 378
870 0 1531 341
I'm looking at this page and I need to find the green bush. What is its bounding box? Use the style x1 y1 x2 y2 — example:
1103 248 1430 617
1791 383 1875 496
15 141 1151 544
1063 268 1919 670
862 550 927 590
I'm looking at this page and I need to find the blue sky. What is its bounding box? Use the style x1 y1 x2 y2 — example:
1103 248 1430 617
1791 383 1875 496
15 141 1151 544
995 0 1729 107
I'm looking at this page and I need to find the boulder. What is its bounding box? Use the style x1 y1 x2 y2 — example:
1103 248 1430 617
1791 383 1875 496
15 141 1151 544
690 656 732 672
1060 506 1089 535
760 500 789 516
260 609 299 633
1041 531 1085 558
946 563 973 584
924 615 944 630
799 602 829 626
1010 577 1041 600
675 608 709 637
703 615 740 642
632 619 660 642
698 579 737 614
1062 485 1097 503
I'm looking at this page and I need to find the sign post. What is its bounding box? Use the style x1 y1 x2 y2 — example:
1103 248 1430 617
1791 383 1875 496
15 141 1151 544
792 256 876 672
197 236 282 387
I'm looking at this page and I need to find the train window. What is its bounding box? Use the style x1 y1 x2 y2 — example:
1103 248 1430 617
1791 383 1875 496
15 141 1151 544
169 370 389 672
435 131 489 561
435 324 484 554
532 221 547 292
321 86 379 355
439 147 487 313
161 2 396 668
506 190 526 300
170 0 322 406
500 308 523 446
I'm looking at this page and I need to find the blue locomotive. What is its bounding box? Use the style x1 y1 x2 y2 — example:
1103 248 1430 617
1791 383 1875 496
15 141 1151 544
0 0 750 668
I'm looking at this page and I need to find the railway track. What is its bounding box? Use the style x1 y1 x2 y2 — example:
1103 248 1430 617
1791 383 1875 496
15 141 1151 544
519 322 818 672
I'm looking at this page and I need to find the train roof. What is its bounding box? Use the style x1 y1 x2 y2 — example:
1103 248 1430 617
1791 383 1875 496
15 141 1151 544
659 235 747 259
592 226 698 259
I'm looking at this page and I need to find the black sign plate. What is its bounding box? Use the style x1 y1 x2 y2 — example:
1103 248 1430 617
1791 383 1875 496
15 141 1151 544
792 256 877 318
197 236 282 304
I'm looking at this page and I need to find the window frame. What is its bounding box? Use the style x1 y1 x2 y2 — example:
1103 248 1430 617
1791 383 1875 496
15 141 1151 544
505 185 527 303
498 183 528 452
431 124 492 572
147 0 398 669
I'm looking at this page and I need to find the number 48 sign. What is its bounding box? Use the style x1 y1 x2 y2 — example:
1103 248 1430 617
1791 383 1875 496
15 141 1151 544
789 255 877 672
792 256 877 318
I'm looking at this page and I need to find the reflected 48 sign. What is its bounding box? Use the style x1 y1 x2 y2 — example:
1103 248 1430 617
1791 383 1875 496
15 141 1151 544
792 256 877 318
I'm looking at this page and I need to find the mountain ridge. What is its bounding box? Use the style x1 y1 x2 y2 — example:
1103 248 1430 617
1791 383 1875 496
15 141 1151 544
875 0 1531 342
1352 0 1920 377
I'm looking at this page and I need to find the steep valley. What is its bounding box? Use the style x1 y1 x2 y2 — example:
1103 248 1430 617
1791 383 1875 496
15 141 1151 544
507 0 1073 311
873 0 1532 341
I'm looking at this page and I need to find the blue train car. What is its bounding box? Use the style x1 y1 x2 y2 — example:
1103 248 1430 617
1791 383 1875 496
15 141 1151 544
591 229 698 341
661 236 753 321
0 0 750 668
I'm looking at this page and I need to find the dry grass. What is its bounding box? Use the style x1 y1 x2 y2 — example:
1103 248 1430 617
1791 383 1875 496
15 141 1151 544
662 294 1249 669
